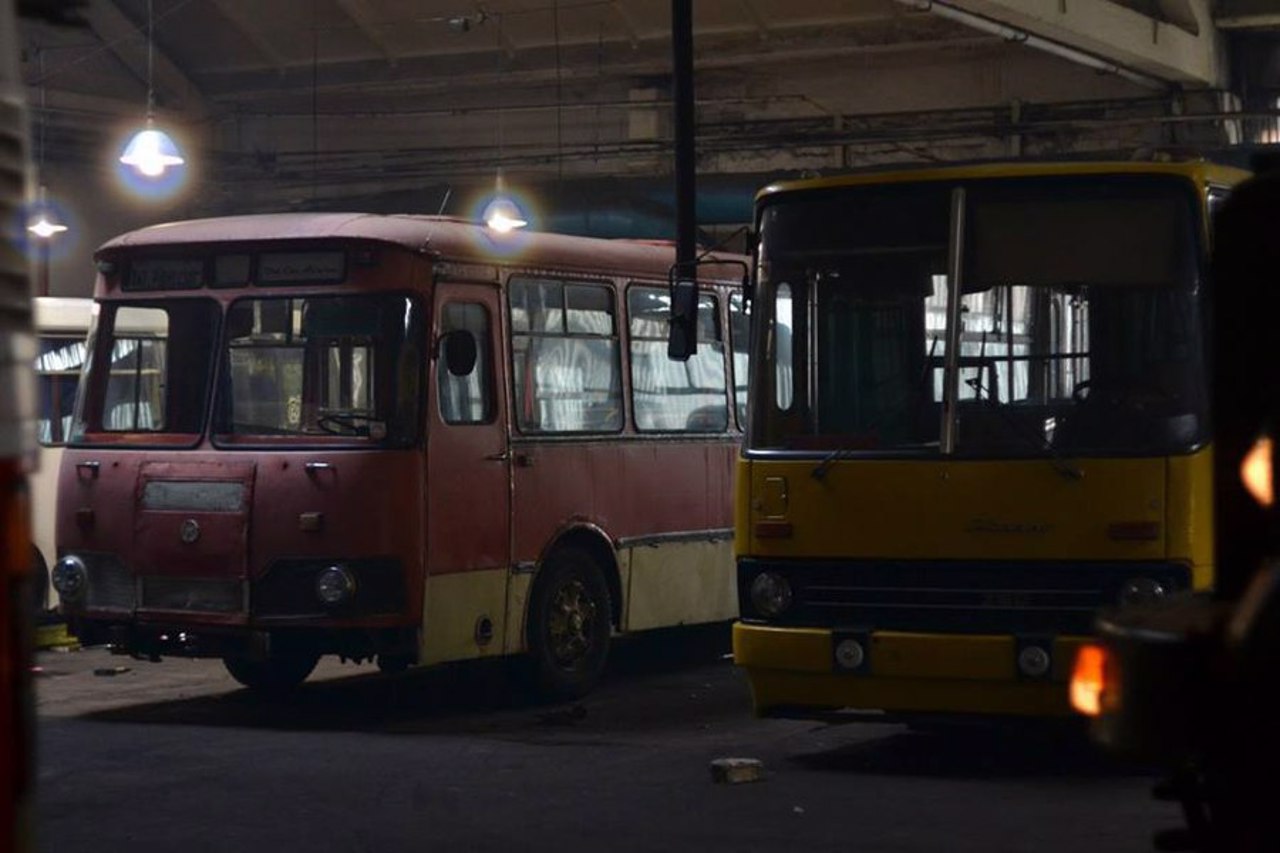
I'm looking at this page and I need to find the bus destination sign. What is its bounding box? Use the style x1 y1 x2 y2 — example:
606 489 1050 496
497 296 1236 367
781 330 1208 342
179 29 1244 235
258 252 346 284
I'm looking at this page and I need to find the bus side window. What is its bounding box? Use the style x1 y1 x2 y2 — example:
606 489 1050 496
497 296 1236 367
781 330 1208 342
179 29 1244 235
35 336 87 444
437 302 493 425
628 285 728 433
509 277 622 434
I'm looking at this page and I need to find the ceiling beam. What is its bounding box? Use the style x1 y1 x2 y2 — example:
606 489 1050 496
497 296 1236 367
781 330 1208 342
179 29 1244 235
905 0 1224 86
209 0 289 74
197 20 992 103
78 0 208 117
476 4 517 61
1215 0 1280 30
334 0 400 65
1153 0 1200 35
739 0 771 41
609 1 640 50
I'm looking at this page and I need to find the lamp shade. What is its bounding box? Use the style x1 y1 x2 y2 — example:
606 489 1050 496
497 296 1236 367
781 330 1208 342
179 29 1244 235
26 185 67 240
26 214 67 240
483 197 528 233
119 124 185 178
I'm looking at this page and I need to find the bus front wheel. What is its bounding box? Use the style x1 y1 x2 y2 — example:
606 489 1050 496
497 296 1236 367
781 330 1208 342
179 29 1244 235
527 547 612 701
223 649 319 694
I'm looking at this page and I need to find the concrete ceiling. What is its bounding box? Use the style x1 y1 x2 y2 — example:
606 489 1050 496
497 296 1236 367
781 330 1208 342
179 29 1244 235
13 0 1280 294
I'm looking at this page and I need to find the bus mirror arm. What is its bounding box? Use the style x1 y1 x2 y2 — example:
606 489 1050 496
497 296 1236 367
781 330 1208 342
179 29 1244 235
667 257 753 361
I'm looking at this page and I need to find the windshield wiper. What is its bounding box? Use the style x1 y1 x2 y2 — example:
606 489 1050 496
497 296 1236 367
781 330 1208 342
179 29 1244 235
810 334 942 482
963 376 1083 481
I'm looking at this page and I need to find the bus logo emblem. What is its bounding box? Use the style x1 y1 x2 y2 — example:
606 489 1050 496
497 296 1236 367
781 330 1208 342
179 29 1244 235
180 519 201 544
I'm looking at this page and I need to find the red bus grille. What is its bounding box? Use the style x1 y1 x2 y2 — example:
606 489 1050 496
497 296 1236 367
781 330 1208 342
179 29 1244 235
140 577 243 613
84 557 134 612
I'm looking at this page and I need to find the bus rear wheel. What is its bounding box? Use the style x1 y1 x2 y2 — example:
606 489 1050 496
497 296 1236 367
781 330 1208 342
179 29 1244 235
527 547 612 701
223 649 319 694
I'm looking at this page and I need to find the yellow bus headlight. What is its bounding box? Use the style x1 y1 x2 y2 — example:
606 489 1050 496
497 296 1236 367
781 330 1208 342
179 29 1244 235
749 571 793 618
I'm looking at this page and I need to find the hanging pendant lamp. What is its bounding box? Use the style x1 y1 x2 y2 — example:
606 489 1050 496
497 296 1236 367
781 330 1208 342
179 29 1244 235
119 0 185 179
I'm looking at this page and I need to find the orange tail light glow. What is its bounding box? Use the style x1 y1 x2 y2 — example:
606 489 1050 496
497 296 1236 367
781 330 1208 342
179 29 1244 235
1241 435 1274 508
1070 644 1110 717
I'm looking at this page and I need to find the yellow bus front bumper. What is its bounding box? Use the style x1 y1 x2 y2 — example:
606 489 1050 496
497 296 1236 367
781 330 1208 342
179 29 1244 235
733 622 1088 718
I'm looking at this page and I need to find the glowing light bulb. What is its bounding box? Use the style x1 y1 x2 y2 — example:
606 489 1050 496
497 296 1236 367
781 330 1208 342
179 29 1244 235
27 214 67 239
119 126 185 178
483 198 528 233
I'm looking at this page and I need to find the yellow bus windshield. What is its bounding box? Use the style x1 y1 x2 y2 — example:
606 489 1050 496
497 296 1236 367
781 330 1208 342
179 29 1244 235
752 174 1204 458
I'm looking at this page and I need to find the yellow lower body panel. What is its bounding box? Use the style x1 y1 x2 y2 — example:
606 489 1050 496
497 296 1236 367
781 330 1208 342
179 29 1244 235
734 622 1087 718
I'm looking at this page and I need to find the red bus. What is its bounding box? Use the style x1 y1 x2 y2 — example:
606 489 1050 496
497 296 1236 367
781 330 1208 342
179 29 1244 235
54 214 748 697
1 0 36 846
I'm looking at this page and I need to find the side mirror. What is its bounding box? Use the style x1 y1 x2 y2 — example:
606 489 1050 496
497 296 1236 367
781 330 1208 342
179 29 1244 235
666 256 752 362
442 329 478 377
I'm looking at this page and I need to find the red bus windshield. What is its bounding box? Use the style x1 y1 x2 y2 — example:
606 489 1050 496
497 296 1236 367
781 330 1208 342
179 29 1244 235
213 295 424 446
70 295 425 448
70 299 219 446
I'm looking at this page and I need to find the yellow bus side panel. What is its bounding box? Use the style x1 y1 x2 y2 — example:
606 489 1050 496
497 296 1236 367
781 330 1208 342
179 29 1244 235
624 538 736 632
420 569 510 666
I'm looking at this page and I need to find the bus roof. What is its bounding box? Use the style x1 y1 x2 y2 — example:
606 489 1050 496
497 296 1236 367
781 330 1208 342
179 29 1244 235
97 214 747 283
755 159 1251 204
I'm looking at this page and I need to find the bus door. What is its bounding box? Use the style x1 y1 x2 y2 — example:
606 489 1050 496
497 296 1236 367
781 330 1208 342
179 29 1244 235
423 282 511 662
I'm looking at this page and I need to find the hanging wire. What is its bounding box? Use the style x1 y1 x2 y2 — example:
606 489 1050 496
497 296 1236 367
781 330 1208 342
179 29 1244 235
553 0 564 186
36 47 46 170
312 0 320 202
496 12 505 165
145 0 155 116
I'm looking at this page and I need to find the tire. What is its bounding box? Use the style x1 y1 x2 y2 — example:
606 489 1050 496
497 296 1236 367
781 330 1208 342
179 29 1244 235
30 547 49 613
223 649 319 694
526 546 612 701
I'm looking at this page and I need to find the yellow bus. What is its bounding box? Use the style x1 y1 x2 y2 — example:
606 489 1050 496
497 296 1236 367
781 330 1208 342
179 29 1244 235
732 159 1248 719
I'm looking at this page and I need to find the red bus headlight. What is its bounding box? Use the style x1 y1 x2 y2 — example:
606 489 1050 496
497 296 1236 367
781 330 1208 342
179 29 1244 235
315 565 357 607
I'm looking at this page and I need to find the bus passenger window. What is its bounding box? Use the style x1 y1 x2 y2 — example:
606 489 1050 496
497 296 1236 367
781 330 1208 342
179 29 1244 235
628 286 727 432
437 303 493 425
509 278 622 434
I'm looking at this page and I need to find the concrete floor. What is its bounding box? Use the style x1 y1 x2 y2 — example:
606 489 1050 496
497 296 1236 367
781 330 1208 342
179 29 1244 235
35 626 1176 852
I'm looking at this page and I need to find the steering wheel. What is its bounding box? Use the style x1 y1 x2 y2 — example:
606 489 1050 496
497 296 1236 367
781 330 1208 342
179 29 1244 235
317 412 375 436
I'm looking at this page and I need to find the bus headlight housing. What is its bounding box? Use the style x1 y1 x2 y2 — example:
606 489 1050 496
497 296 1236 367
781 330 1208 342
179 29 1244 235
316 564 357 606
750 571 793 618
52 555 87 600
